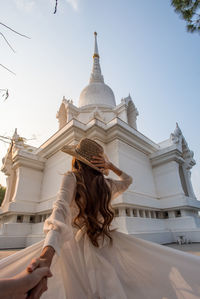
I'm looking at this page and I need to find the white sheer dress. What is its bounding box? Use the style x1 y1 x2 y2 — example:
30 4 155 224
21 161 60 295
0 171 200 299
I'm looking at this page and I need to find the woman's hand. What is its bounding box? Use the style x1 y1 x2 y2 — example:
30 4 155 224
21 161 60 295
27 246 55 273
27 257 51 273
91 153 111 175
26 246 55 298
92 154 123 177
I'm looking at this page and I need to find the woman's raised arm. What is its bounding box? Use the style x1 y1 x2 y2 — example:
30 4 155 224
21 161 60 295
91 154 133 199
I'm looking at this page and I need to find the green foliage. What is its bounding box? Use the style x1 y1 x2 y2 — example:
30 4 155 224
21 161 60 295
0 184 6 206
171 0 200 33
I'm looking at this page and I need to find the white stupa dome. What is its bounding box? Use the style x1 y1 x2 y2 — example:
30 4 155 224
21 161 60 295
78 32 116 108
79 82 116 108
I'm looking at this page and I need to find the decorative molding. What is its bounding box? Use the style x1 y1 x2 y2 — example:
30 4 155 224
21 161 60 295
12 151 45 171
170 123 196 169
150 147 184 168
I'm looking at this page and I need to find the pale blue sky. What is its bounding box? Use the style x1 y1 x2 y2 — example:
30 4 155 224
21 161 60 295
0 0 200 198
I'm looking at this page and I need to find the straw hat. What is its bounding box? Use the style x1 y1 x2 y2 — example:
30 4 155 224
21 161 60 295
61 138 104 172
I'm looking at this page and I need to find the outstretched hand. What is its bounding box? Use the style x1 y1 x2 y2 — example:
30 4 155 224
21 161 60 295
0 267 52 299
26 276 48 299
26 246 55 298
26 257 51 299
23 267 52 299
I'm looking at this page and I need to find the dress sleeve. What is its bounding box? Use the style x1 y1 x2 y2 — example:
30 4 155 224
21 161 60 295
106 171 133 200
42 171 76 256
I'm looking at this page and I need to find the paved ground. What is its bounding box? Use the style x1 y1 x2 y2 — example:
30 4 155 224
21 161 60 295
1 243 200 260
164 242 200 256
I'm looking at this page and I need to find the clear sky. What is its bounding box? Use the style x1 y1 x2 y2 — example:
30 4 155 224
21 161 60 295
0 0 200 199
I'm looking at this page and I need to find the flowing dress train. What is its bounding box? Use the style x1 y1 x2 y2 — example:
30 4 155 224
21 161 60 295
0 171 200 299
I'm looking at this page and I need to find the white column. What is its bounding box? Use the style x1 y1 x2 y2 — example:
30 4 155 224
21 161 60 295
136 209 140 217
130 209 133 217
35 215 40 223
142 210 146 218
23 215 30 223
119 208 126 217
147 210 151 218
158 212 163 219
180 210 189 217
168 211 176 218
41 215 46 222
133 209 137 217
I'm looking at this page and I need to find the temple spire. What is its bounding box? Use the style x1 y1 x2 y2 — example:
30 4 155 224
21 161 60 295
90 32 104 83
93 32 99 58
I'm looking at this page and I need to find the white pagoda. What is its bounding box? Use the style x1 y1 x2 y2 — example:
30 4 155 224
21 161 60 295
0 33 200 249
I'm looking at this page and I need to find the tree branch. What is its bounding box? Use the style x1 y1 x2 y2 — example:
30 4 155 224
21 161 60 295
0 138 10 144
0 32 15 52
0 89 9 101
54 0 58 14
0 22 30 39
0 64 16 75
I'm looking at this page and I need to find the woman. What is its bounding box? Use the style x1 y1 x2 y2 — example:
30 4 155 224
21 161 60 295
1 138 200 299
27 137 133 298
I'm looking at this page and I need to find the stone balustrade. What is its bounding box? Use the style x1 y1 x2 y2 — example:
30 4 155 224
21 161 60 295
113 207 186 219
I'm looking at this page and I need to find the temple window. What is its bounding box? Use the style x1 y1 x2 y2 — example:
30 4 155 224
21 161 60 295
175 210 181 217
132 209 137 217
114 208 119 217
30 216 35 223
17 215 23 223
163 212 169 219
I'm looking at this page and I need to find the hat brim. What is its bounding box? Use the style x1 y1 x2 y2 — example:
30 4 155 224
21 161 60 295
61 144 101 172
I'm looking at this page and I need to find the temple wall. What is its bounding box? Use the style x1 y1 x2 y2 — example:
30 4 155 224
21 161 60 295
1 120 200 249
118 141 157 198
12 166 43 204
40 151 72 203
104 139 120 179
152 161 185 199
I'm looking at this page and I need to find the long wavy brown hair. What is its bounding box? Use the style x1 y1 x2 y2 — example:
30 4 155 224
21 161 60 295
71 157 114 247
